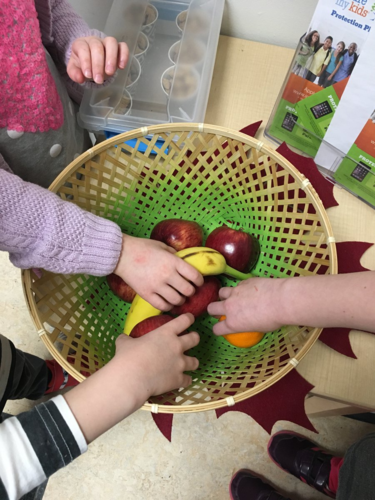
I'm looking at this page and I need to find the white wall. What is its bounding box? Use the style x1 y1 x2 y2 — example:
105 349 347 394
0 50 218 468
69 0 319 49
221 0 319 48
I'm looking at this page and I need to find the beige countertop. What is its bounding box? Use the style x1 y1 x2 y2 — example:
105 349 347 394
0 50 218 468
2 35 375 413
206 36 375 411
2 35 375 500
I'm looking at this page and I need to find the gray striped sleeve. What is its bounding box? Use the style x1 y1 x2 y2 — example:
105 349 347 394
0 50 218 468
0 334 14 412
0 478 9 500
0 397 87 500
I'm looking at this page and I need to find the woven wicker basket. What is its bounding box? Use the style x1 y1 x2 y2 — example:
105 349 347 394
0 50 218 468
22 124 337 414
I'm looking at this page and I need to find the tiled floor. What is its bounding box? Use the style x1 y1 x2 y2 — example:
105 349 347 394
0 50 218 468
2 252 375 500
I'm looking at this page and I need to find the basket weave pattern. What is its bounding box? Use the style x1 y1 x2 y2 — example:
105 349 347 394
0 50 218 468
22 124 337 413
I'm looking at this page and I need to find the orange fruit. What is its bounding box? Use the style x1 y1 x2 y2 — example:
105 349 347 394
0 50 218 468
219 316 264 348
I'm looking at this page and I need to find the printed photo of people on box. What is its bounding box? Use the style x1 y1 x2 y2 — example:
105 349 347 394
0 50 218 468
292 30 360 88
266 0 375 192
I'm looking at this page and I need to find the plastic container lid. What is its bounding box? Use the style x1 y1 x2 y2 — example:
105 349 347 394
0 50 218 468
78 0 225 134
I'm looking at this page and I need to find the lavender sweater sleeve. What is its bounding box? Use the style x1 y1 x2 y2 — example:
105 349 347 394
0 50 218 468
50 0 106 66
0 160 123 276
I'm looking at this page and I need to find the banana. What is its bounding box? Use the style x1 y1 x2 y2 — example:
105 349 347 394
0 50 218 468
177 247 225 276
123 247 252 335
173 247 253 280
123 294 162 336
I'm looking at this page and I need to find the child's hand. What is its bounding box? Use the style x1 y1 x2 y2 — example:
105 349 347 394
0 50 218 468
207 277 286 335
64 314 199 444
114 313 200 397
114 235 204 311
67 36 129 84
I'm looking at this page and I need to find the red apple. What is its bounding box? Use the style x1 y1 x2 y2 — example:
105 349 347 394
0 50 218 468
130 315 174 338
106 273 136 303
171 276 221 317
205 226 260 272
150 219 203 251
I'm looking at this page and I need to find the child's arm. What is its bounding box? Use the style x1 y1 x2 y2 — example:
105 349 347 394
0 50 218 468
40 0 128 101
0 167 203 310
327 57 343 81
64 314 198 442
297 43 310 57
328 59 343 81
66 36 128 85
208 272 375 335
0 166 122 277
48 0 125 73
113 234 202 311
317 64 328 77
0 314 199 498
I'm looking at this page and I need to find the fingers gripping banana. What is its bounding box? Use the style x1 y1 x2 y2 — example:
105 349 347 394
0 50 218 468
123 247 252 335
177 247 227 275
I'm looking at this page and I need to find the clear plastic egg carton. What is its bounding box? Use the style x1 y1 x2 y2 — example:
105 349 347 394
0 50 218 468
79 0 225 134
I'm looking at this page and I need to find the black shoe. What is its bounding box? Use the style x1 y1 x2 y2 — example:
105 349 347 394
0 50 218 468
268 431 337 498
230 469 291 500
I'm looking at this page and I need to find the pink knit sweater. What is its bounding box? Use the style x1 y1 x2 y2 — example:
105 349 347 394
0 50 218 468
0 0 123 275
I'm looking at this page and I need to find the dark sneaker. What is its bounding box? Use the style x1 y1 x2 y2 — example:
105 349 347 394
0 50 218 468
268 431 337 498
230 469 291 500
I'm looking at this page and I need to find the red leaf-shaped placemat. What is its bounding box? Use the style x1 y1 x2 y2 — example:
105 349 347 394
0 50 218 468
148 123 373 440
216 370 316 434
239 121 262 138
319 327 355 358
318 241 374 358
276 143 338 211
336 241 373 274
151 412 174 442
248 134 372 359
150 369 316 440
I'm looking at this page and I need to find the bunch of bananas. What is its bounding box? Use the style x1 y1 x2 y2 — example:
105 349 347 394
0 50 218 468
123 247 252 335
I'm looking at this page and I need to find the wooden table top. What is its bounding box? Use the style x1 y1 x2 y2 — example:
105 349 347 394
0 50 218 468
206 36 375 409
1 35 374 411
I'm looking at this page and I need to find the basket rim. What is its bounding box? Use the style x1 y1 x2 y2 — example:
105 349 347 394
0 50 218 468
22 123 338 414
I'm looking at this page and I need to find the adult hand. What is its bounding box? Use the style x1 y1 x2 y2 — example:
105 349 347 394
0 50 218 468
67 36 129 84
